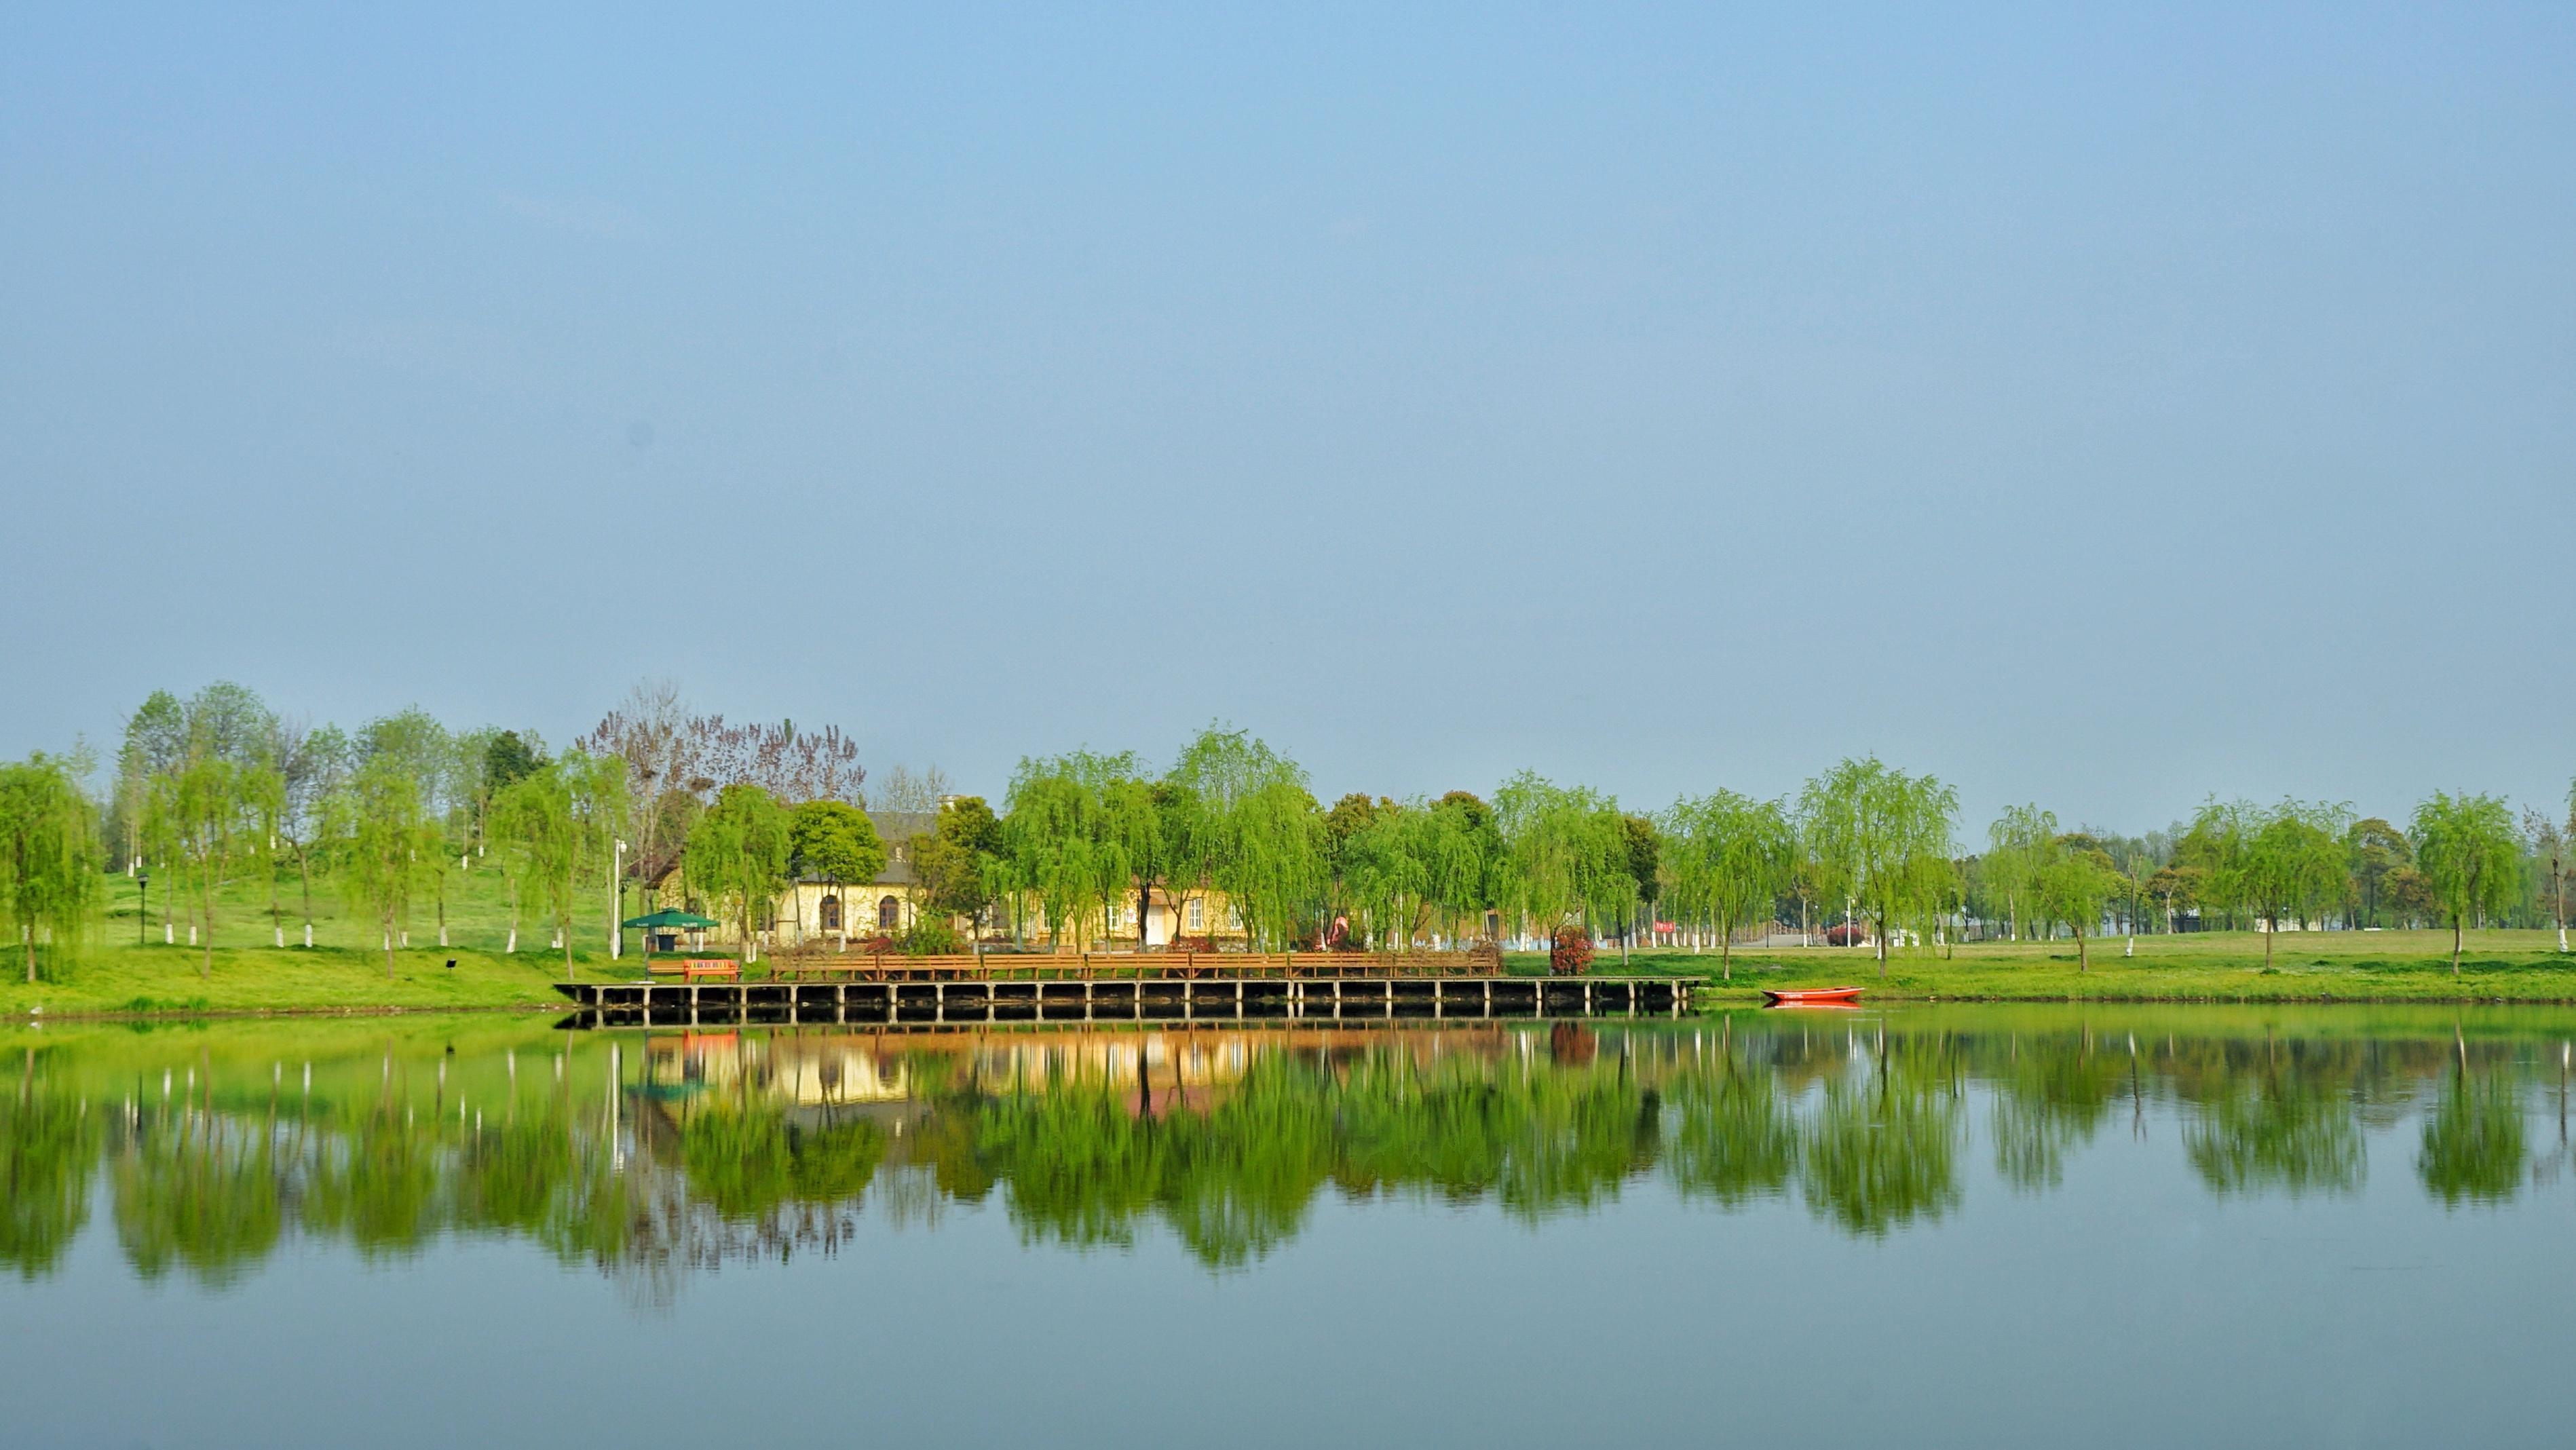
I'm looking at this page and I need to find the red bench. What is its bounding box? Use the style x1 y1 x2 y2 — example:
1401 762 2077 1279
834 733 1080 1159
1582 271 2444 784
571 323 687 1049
647 957 740 981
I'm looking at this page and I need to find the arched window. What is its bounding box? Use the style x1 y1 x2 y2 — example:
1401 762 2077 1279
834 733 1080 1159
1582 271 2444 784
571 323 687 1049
818 895 841 932
877 895 901 930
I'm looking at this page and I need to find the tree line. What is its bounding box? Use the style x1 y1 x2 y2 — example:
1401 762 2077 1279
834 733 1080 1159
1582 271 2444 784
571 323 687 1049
0 679 2569 980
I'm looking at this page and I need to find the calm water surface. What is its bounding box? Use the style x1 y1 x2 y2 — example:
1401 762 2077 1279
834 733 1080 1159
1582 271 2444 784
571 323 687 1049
5 1006 2575 1447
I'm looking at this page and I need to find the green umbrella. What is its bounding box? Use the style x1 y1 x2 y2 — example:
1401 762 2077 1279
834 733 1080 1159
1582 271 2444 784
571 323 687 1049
622 908 721 930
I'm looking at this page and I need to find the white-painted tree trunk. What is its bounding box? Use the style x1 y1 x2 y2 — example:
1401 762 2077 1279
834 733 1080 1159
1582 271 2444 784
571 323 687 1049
275 926 284 948
188 925 197 947
2125 935 2134 957
303 923 312 948
164 923 173 945
438 926 449 948
506 928 517 954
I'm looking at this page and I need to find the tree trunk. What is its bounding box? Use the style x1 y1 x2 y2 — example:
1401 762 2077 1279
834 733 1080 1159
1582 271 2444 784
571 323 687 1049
565 859 579 982
2452 915 2463 976
1720 913 1732 982
2076 927 2087 973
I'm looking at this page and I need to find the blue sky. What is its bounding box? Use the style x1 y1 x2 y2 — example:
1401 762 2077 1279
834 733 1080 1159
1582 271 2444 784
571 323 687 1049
3 3 2569 830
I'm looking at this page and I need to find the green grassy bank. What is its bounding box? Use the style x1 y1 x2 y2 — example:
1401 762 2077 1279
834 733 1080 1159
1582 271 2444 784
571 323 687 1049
10 864 2573 1015
0 942 626 1017
1536 927 2576 1004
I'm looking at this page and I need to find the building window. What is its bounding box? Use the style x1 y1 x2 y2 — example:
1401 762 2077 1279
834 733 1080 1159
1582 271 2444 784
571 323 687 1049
878 895 901 930
1186 898 1205 932
819 896 841 932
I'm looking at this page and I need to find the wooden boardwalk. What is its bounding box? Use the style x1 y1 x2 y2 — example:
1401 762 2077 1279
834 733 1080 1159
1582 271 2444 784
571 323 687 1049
555 974 1694 1028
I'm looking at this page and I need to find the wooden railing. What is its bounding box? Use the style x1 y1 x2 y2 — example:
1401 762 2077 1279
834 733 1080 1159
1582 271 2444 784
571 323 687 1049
768 949 1504 983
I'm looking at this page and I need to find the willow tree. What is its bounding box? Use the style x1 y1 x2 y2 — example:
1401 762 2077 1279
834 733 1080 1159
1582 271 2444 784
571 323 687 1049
1340 803 1437 949
2037 838 2123 973
0 754 102 983
271 722 350 947
1663 790 1793 981
495 751 630 975
1423 791 1502 947
159 754 276 978
1003 762 1104 950
1492 773 1631 947
2241 800 2353 966
1983 804 2058 942
1168 726 1323 950
361 711 457 951
1798 757 1957 974
684 784 791 965
2410 791 2520 976
334 755 434 976
2174 800 2254 932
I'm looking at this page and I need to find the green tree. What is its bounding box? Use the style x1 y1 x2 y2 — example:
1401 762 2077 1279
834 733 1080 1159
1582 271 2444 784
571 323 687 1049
2036 837 2122 972
2410 791 2520 975
484 731 542 793
685 784 792 965
1618 814 1661 963
1798 757 1958 974
1983 804 2058 941
360 710 455 949
334 755 435 974
1423 791 1502 947
162 755 264 977
1492 773 1629 947
2174 799 2254 932
493 750 628 974
0 756 102 983
2524 806 2566 954
1165 725 1323 950
1662 790 1794 981
1002 757 1122 950
2346 817 2411 929
2241 801 2351 968
914 797 1003 930
788 800 886 942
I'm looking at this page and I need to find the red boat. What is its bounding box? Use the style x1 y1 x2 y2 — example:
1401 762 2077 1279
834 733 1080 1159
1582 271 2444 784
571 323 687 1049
1761 986 1865 1006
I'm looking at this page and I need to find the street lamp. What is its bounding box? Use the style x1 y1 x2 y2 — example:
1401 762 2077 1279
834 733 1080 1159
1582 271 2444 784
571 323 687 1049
610 839 627 961
136 871 150 946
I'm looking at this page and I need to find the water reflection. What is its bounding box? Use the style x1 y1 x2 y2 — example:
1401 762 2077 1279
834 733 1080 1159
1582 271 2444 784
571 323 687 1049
1 1009 2570 1293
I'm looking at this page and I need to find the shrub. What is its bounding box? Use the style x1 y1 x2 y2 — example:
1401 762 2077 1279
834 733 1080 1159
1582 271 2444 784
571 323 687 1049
1550 926 1593 976
898 919 964 956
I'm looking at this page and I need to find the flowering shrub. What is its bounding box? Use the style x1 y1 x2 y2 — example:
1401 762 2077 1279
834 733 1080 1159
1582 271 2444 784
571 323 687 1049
1550 926 1593 976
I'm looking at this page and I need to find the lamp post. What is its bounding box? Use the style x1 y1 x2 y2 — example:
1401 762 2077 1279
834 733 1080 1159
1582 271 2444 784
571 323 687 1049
137 872 150 945
611 839 626 961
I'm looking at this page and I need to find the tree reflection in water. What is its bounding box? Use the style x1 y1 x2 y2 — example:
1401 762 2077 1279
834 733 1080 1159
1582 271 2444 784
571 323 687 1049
0 1010 2559 1292
2419 1032 2527 1207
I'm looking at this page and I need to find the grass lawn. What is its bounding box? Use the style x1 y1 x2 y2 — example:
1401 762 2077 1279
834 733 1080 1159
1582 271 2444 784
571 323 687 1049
3 859 656 1017
1530 927 2576 1004
12 863 2574 1014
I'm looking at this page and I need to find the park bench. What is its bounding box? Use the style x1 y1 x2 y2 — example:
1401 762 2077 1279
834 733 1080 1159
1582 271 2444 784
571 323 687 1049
646 957 740 981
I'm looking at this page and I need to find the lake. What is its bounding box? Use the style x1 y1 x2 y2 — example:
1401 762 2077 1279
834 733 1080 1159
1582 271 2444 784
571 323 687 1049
4 1004 2574 1447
